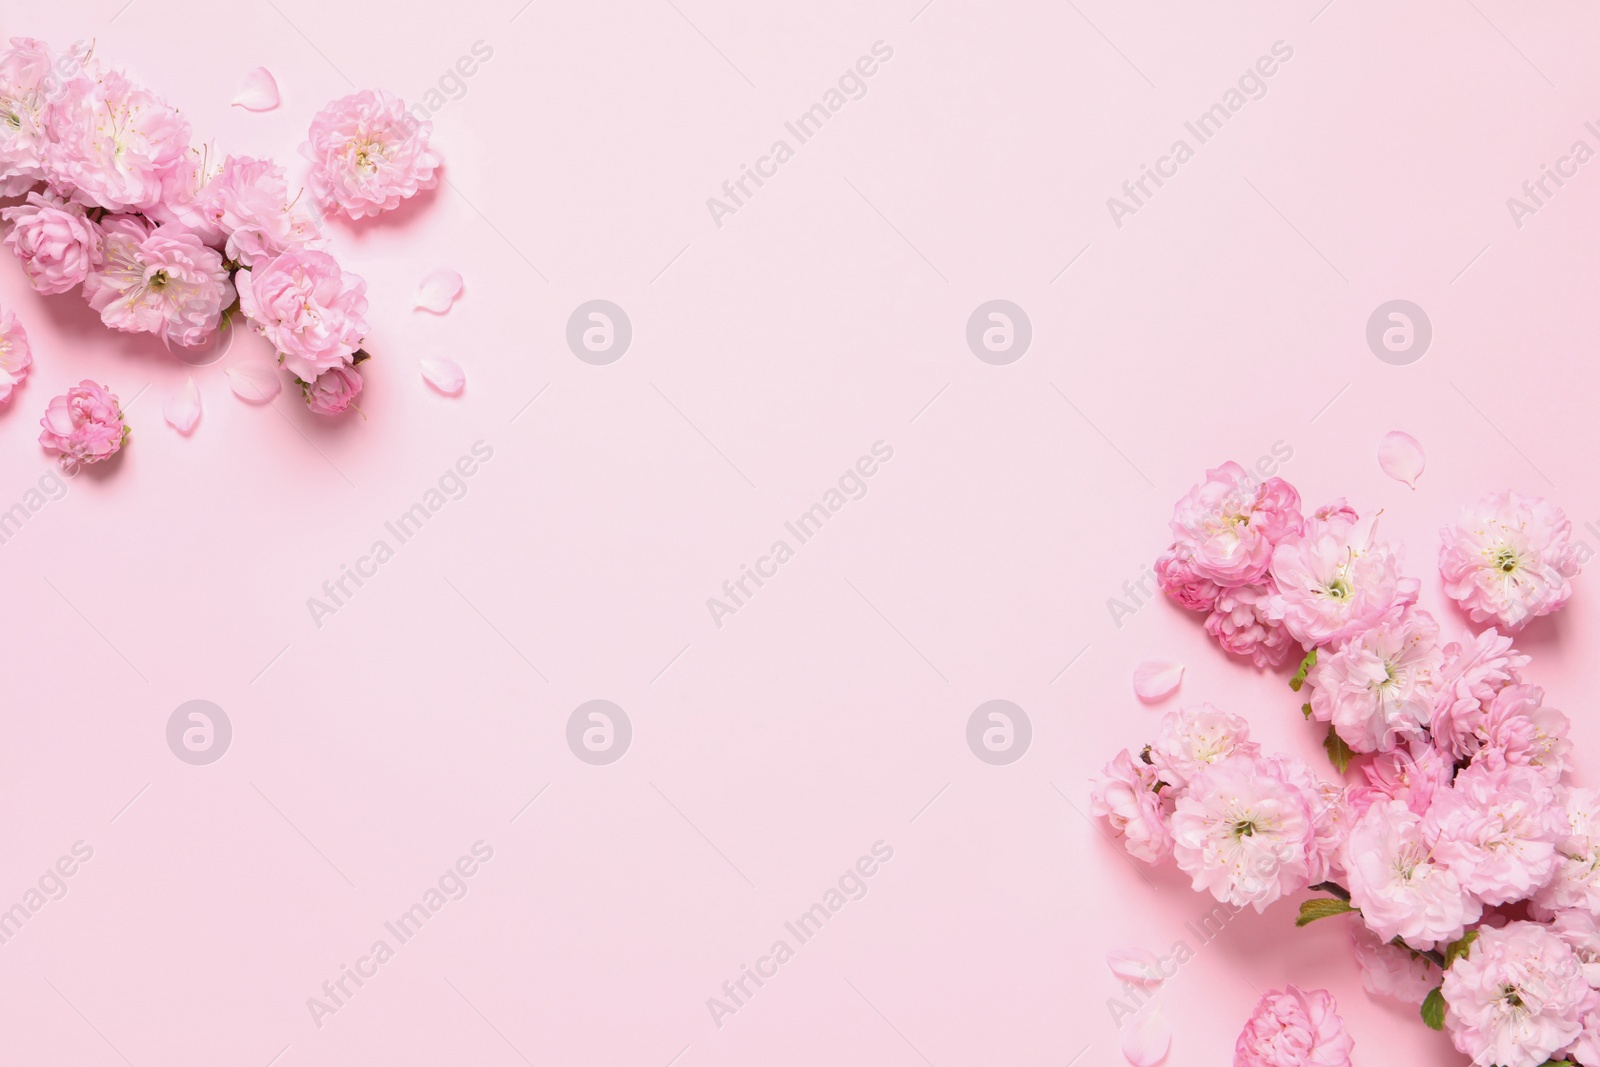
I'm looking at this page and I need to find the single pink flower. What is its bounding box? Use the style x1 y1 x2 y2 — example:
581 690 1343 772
1304 606 1441 753
236 249 368 380
1341 798 1480 947
1167 462 1302 586
2 190 103 294
1441 921 1587 1067
1155 543 1221 612
1440 490 1580 631
1425 760 1565 906
1267 509 1414 649
1089 749 1173 865
301 89 440 220
1432 628 1530 760
1473 684 1570 776
44 67 191 211
0 304 32 402
1205 580 1297 668
0 37 64 195
302 363 363 416
83 217 234 348
1351 742 1453 817
164 154 320 267
1170 753 1317 911
1348 919 1438 1006
1148 703 1258 790
1532 788 1600 918
1233 985 1354 1067
38 379 126 466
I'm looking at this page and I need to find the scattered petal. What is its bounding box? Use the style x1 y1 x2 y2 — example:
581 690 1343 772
1378 431 1425 489
227 361 282 402
1121 1007 1171 1066
420 356 465 395
415 268 463 313
1132 660 1184 702
163 376 202 434
1107 947 1164 985
231 67 280 111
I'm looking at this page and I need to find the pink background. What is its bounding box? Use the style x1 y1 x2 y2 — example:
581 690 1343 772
5 1 1600 1064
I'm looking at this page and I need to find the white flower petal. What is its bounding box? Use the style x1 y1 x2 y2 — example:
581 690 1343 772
1132 660 1183 702
227 361 282 402
1121 1007 1171 1066
163 376 202 434
415 268 463 313
231 67 280 111
420 356 465 395
1378 430 1425 489
1107 947 1164 985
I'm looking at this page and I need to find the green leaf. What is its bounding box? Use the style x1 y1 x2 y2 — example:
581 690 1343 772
1421 987 1446 1030
1323 726 1355 774
1301 703 1313 720
1295 896 1355 927
1540 1060 1575 1066
1289 648 1317 692
1444 929 1479 968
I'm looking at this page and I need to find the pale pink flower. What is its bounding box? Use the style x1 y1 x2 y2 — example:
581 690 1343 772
1474 684 1571 776
1167 462 1302 586
0 305 32 402
1350 742 1453 817
1432 628 1530 760
2 190 102 294
1551 910 1600 986
1154 543 1221 612
44 68 191 211
1569 999 1600 1067
1341 798 1480 946
301 363 363 417
1304 606 1442 753
1267 510 1414 649
1233 985 1354 1067
1532 788 1600 918
169 154 321 267
1441 920 1587 1067
1426 761 1564 906
1089 749 1173 864
1440 490 1580 631
84 217 234 348
1148 703 1257 790
0 37 60 195
1349 919 1438 1006
236 249 368 380
1170 753 1317 911
38 379 126 465
1273 756 1351 885
1205 580 1297 668
301 89 440 220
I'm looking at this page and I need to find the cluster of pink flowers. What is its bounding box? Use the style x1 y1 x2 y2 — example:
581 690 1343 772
0 36 443 442
1099 464 1596 1067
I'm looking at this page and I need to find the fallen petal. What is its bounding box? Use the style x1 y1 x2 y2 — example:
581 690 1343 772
1132 660 1183 702
163 376 202 434
1122 1007 1171 1066
420 356 465 395
415 268 464 313
1107 947 1163 985
231 67 280 111
227 361 282 402
1378 430 1425 489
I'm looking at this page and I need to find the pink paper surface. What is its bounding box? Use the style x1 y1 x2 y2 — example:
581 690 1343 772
5 2 1599 1064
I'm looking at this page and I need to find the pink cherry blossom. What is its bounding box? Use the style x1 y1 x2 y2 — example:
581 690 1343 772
83 216 234 348
1341 799 1481 947
1348 919 1438 1005
1532 788 1600 918
38 379 126 466
302 89 441 220
1440 490 1580 631
1426 761 1565 906
1204 580 1297 668
1167 462 1302 586
0 37 61 195
1148 703 1258 790
1272 755 1351 885
301 363 363 417
0 305 32 402
235 249 368 381
1550 910 1600 986
1233 985 1354 1067
1169 753 1317 911
1154 543 1221 612
1474 684 1571 776
1351 742 1453 817
1304 606 1441 753
1441 920 1587 1067
1090 749 1173 864
1267 510 1414 649
2 190 103 294
1432 628 1530 760
180 154 320 267
44 67 191 211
